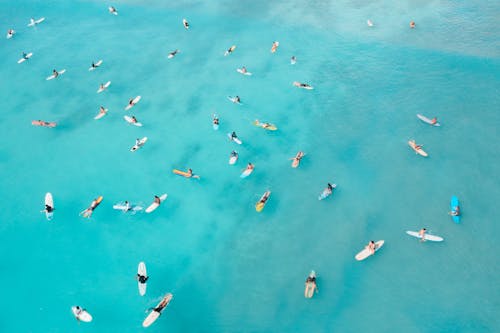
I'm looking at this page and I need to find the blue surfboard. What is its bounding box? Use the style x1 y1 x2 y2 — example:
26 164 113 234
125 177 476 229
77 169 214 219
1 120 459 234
450 196 460 223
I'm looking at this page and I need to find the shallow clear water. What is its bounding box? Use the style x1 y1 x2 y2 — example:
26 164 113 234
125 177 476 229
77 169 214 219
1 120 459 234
1 0 499 332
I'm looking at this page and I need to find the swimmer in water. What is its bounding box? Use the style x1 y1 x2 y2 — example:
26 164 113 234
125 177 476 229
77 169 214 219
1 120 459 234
410 21 416 29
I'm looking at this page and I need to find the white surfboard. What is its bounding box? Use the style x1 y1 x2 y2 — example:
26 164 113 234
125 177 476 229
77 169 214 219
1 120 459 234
44 192 54 220
88 60 103 71
71 306 92 322
227 133 242 145
124 115 142 127
138 262 147 296
406 231 444 242
142 293 173 327
355 240 384 261
227 96 242 105
236 68 252 76
130 137 148 152
367 19 374 27
94 108 108 120
46 69 66 80
125 96 141 110
97 81 111 93
113 202 143 213
145 194 167 213
28 17 45 27
17 53 33 64
417 114 440 127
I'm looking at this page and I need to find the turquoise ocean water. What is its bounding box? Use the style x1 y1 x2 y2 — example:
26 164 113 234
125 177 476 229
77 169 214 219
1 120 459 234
1 0 499 332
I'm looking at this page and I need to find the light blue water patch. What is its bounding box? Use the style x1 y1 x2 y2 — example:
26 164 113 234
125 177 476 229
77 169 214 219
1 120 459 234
0 0 499 332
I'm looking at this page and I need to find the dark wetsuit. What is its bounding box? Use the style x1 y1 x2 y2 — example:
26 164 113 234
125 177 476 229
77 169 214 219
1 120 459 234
137 274 149 283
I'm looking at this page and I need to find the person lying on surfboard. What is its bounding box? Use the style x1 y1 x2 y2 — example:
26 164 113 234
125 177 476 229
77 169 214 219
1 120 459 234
128 98 136 107
418 228 427 242
304 274 317 295
245 163 254 172
293 81 312 89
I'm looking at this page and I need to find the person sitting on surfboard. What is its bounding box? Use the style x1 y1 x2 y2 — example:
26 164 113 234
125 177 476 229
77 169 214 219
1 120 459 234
291 56 296 64
418 228 427 242
74 306 84 319
45 204 54 213
450 206 460 216
240 66 247 74
7 29 14 37
109 6 117 15
410 21 416 28
258 193 269 205
233 96 241 104
154 195 161 204
137 273 149 284
53 69 59 78
128 98 135 107
131 116 138 124
91 62 97 69
213 116 219 126
98 106 107 116
226 46 234 55
22 52 29 59
326 183 334 193
431 117 438 125
231 151 238 158
367 240 376 254
245 163 254 171
231 131 238 140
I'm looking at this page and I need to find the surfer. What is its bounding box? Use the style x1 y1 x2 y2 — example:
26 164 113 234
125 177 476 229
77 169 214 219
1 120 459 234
240 66 248 74
431 117 438 125
271 41 279 53
213 115 219 126
304 274 317 297
45 204 54 213
258 192 269 205
7 29 15 38
99 83 105 90
293 151 305 163
245 163 254 171
291 56 296 65
418 228 427 242
326 183 335 194
293 81 312 89
131 116 138 124
450 206 460 216
91 62 97 69
73 306 83 320
136 273 149 283
30 18 35 26
367 240 376 254
410 21 416 29
230 131 238 140
52 69 59 78
153 297 169 313
22 52 29 59
109 6 118 15
169 49 179 58
230 151 238 158
128 98 135 107
154 195 161 204
98 106 107 116
226 46 234 55
183 19 189 29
